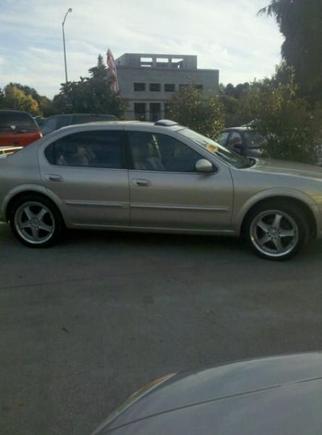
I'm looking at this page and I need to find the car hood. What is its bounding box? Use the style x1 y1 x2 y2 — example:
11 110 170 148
250 158 322 180
94 353 322 434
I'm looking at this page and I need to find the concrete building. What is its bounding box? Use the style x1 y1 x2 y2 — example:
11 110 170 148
116 53 219 121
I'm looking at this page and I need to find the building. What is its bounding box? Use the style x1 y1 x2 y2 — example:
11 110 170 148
116 53 219 121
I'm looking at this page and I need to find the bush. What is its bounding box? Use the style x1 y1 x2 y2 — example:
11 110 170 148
167 87 224 138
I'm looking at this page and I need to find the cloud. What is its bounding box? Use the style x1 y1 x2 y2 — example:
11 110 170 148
0 0 283 97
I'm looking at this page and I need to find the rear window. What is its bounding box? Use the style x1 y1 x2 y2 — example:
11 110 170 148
0 112 38 132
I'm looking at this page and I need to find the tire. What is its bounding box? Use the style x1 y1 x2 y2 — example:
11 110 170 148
9 194 63 248
244 200 310 261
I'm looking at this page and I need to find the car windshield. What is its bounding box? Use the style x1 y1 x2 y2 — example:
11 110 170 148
244 131 267 149
179 128 252 168
0 112 38 132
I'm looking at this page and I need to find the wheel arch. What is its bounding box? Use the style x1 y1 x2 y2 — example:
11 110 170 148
4 186 65 224
237 192 318 239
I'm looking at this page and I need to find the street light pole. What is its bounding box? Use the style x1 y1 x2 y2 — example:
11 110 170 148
62 8 72 84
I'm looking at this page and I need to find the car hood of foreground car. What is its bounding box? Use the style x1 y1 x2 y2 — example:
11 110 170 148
93 353 322 435
249 158 322 180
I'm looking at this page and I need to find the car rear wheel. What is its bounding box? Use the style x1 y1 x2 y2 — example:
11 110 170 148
245 201 310 260
9 195 63 248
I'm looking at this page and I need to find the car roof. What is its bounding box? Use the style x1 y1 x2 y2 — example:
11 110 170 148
102 352 322 434
52 120 183 134
0 109 32 116
224 126 249 132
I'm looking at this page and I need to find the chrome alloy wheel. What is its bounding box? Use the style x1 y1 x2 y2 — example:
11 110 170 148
250 210 299 258
14 201 56 245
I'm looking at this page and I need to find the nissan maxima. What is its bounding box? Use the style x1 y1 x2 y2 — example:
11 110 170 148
0 120 322 260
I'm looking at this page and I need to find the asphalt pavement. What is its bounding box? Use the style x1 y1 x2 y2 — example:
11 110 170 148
1 223 322 435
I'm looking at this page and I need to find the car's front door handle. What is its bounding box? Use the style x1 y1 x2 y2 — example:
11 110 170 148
134 178 150 187
46 174 64 182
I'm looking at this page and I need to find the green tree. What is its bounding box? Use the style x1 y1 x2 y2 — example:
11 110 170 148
246 69 322 163
8 83 54 116
260 0 322 100
0 84 40 115
52 55 127 117
167 87 224 138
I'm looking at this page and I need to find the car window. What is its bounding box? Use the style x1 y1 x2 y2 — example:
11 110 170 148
56 115 72 129
45 130 124 168
216 131 229 146
0 112 38 132
128 131 202 172
42 117 57 134
244 131 267 149
227 131 243 147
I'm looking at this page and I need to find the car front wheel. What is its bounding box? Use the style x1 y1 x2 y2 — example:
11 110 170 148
9 195 63 248
245 201 310 260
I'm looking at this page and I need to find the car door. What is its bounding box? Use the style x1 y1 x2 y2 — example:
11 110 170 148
40 129 129 227
127 130 233 230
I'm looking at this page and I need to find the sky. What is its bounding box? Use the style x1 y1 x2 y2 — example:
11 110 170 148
0 0 283 98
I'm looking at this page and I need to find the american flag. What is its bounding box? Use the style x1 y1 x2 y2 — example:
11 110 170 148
106 49 119 94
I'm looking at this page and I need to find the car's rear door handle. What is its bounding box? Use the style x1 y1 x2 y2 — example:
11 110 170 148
134 178 150 187
46 174 64 182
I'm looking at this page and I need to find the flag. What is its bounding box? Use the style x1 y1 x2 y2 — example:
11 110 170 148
106 49 119 94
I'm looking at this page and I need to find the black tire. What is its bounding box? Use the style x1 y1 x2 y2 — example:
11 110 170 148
243 200 310 261
9 194 63 248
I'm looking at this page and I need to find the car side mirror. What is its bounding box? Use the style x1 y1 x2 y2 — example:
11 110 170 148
195 159 214 173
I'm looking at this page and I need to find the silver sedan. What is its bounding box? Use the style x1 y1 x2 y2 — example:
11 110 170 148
1 120 322 260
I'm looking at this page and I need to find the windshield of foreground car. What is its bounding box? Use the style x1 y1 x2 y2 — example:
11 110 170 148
179 128 253 169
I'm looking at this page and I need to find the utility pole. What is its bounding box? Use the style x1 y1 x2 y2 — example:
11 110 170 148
62 8 72 83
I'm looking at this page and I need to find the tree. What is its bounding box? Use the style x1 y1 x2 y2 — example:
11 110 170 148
7 83 54 116
260 0 322 101
52 55 127 117
247 69 322 163
167 87 224 138
0 84 40 115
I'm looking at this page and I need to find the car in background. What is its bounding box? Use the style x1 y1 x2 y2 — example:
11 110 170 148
92 353 322 435
41 113 117 135
0 110 42 147
0 146 22 157
34 116 46 128
216 126 266 158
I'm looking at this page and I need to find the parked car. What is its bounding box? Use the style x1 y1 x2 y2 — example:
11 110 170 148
0 119 322 260
41 113 117 135
34 116 46 128
216 126 266 158
0 146 23 156
0 110 42 147
91 353 322 435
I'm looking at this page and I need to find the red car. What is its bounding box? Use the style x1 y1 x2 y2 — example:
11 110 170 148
0 110 42 147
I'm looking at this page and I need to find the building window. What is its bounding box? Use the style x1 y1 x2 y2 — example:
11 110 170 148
179 84 189 91
149 83 161 92
164 84 175 92
134 103 146 121
156 58 169 68
150 103 161 122
134 83 146 92
194 84 203 91
140 57 153 68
